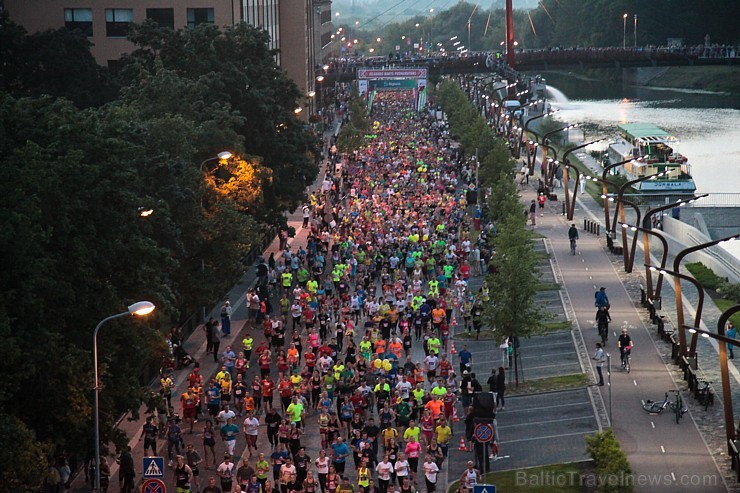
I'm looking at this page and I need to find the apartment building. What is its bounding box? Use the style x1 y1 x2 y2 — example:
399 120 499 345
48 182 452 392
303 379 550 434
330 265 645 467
4 0 334 114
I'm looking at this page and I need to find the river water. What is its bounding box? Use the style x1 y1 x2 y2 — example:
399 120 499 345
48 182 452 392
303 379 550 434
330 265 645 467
540 73 740 194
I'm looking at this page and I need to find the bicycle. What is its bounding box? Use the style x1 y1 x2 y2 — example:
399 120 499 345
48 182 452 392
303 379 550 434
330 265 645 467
673 390 687 423
642 390 688 423
696 380 714 411
622 346 631 373
596 322 609 346
570 238 577 255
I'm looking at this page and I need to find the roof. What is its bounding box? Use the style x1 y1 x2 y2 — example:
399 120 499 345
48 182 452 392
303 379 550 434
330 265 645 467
618 123 676 141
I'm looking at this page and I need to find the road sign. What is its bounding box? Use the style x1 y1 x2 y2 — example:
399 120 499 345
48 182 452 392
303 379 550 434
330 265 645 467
473 484 496 493
143 457 164 478
474 423 494 443
142 478 166 493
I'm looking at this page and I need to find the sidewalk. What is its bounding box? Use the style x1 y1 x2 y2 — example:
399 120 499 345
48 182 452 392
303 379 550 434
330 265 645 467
521 175 729 491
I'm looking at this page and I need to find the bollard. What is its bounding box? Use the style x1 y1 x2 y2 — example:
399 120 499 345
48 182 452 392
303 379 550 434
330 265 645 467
583 218 587 233
562 202 566 216
596 224 600 237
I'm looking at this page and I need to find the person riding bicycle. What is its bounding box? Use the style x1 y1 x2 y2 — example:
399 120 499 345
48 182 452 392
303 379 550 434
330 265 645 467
568 224 579 243
595 306 611 341
594 287 609 310
617 327 633 366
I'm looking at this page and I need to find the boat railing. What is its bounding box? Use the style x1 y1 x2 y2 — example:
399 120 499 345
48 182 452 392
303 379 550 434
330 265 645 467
689 193 740 207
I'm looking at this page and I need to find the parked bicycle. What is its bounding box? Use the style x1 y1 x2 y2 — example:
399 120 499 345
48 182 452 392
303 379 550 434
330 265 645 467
696 380 714 411
642 390 688 424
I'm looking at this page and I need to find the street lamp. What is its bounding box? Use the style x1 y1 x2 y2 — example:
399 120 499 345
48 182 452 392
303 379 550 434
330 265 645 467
523 108 560 174
598 158 635 233
623 13 628 49
634 15 638 47
561 139 605 219
643 194 709 300
94 301 156 492
542 124 578 186
612 171 673 271
673 234 740 358
623 222 669 307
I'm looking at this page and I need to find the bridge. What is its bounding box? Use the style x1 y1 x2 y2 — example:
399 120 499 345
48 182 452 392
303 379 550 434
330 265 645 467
320 47 739 83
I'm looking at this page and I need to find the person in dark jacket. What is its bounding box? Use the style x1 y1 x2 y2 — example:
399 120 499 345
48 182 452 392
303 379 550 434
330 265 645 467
495 368 506 410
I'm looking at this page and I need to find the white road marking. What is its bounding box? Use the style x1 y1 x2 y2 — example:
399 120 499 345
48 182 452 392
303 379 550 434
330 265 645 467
651 421 655 429
661 445 666 453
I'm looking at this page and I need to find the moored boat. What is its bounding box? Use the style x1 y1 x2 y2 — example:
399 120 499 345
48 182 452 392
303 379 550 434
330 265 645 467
607 123 696 194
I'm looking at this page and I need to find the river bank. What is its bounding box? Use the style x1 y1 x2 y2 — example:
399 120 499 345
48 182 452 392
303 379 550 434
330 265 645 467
539 66 740 98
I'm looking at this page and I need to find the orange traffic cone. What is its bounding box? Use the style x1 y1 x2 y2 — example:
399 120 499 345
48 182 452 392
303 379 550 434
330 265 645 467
453 407 460 422
458 437 468 451
452 313 458 327
450 341 457 355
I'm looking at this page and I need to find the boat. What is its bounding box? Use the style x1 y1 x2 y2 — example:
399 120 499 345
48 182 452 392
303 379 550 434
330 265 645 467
607 123 696 194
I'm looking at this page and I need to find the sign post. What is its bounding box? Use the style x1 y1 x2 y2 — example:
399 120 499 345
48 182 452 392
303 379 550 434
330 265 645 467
142 478 166 493
473 484 497 493
142 457 164 479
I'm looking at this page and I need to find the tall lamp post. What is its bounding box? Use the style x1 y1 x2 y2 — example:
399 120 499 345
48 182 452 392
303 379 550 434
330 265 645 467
199 151 232 320
622 222 669 302
561 139 605 219
94 301 156 492
634 15 638 48
622 13 628 49
685 306 740 456
597 158 635 233
541 124 578 186
642 194 709 300
673 234 740 358
523 108 560 174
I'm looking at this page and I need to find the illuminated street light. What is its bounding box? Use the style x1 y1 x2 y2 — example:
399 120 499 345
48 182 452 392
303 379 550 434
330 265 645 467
94 302 155 492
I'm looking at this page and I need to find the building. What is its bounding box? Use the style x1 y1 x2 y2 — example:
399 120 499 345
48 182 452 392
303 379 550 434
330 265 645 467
3 0 333 116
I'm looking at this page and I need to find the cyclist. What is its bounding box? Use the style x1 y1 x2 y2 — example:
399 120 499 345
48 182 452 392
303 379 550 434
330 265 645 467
595 306 611 343
594 287 609 311
568 224 579 254
617 327 633 368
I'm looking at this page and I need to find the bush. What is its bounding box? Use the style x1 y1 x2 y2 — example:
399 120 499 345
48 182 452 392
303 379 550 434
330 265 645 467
717 280 740 303
685 262 727 291
585 429 633 493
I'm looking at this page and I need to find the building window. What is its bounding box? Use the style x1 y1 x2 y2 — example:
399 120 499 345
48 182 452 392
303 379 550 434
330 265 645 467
64 8 93 37
146 8 174 29
186 8 215 28
105 8 133 37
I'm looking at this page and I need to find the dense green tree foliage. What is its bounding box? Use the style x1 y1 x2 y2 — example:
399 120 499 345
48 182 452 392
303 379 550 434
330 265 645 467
0 20 319 490
0 11 117 107
435 80 542 385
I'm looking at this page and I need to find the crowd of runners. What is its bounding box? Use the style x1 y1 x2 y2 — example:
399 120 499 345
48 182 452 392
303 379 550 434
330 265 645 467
150 89 504 493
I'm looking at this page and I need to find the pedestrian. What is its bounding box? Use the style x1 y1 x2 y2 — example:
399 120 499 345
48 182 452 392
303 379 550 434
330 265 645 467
727 323 737 359
528 200 536 226
537 193 546 217
186 443 203 492
221 301 232 336
495 367 506 410
580 174 586 194
593 343 605 386
173 455 193 493
205 317 217 354
117 446 135 493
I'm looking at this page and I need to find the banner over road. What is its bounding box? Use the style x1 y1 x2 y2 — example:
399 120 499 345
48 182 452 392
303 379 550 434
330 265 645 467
357 68 428 79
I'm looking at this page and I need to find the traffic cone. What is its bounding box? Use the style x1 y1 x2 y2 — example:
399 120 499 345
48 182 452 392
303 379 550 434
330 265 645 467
450 341 457 354
453 407 460 422
458 437 468 451
452 313 458 327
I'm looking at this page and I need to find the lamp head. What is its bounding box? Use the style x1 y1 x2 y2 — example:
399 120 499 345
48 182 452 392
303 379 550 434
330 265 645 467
218 151 233 160
129 301 155 316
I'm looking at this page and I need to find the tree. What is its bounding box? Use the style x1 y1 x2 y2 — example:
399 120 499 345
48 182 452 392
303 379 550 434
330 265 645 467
0 11 117 108
122 22 320 224
483 209 543 386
